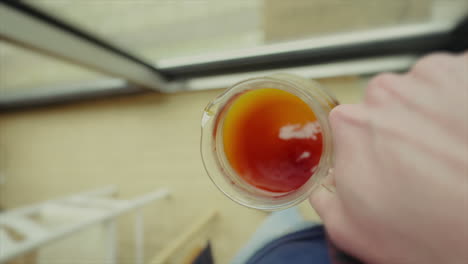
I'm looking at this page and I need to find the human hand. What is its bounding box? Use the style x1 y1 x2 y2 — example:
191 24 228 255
310 52 468 264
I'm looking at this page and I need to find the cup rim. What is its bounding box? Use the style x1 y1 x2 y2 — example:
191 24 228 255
201 75 335 211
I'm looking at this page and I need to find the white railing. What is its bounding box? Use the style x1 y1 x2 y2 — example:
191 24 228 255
0 186 170 264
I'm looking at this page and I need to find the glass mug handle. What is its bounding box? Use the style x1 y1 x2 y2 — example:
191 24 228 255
320 168 336 193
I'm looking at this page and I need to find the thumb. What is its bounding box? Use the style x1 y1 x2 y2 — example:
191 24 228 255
311 103 366 221
309 175 352 255
309 170 340 222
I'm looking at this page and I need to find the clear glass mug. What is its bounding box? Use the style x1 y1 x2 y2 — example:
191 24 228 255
201 73 338 210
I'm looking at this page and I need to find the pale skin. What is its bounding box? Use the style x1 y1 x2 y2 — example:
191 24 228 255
309 52 468 264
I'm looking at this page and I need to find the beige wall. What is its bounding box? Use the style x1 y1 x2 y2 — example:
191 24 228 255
263 0 431 42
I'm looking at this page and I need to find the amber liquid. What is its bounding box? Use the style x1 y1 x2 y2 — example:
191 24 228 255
223 88 323 193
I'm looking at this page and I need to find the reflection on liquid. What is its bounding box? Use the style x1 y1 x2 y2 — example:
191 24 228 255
279 121 321 140
296 151 311 161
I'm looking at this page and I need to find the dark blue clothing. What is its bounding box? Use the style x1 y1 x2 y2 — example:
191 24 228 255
246 225 330 264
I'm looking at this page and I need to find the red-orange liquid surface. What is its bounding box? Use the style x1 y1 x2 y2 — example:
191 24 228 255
222 88 323 193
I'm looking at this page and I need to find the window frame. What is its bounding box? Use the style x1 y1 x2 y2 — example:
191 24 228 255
0 0 466 110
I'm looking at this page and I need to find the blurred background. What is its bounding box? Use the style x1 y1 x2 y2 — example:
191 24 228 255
0 0 467 263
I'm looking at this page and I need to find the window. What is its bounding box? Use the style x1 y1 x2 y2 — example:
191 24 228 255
29 0 466 59
0 0 467 108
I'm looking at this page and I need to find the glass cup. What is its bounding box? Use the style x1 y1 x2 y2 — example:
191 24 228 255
201 73 338 210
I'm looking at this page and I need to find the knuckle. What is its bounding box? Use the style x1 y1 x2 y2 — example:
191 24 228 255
365 73 400 105
329 104 369 131
410 52 455 75
329 105 355 130
329 105 346 125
